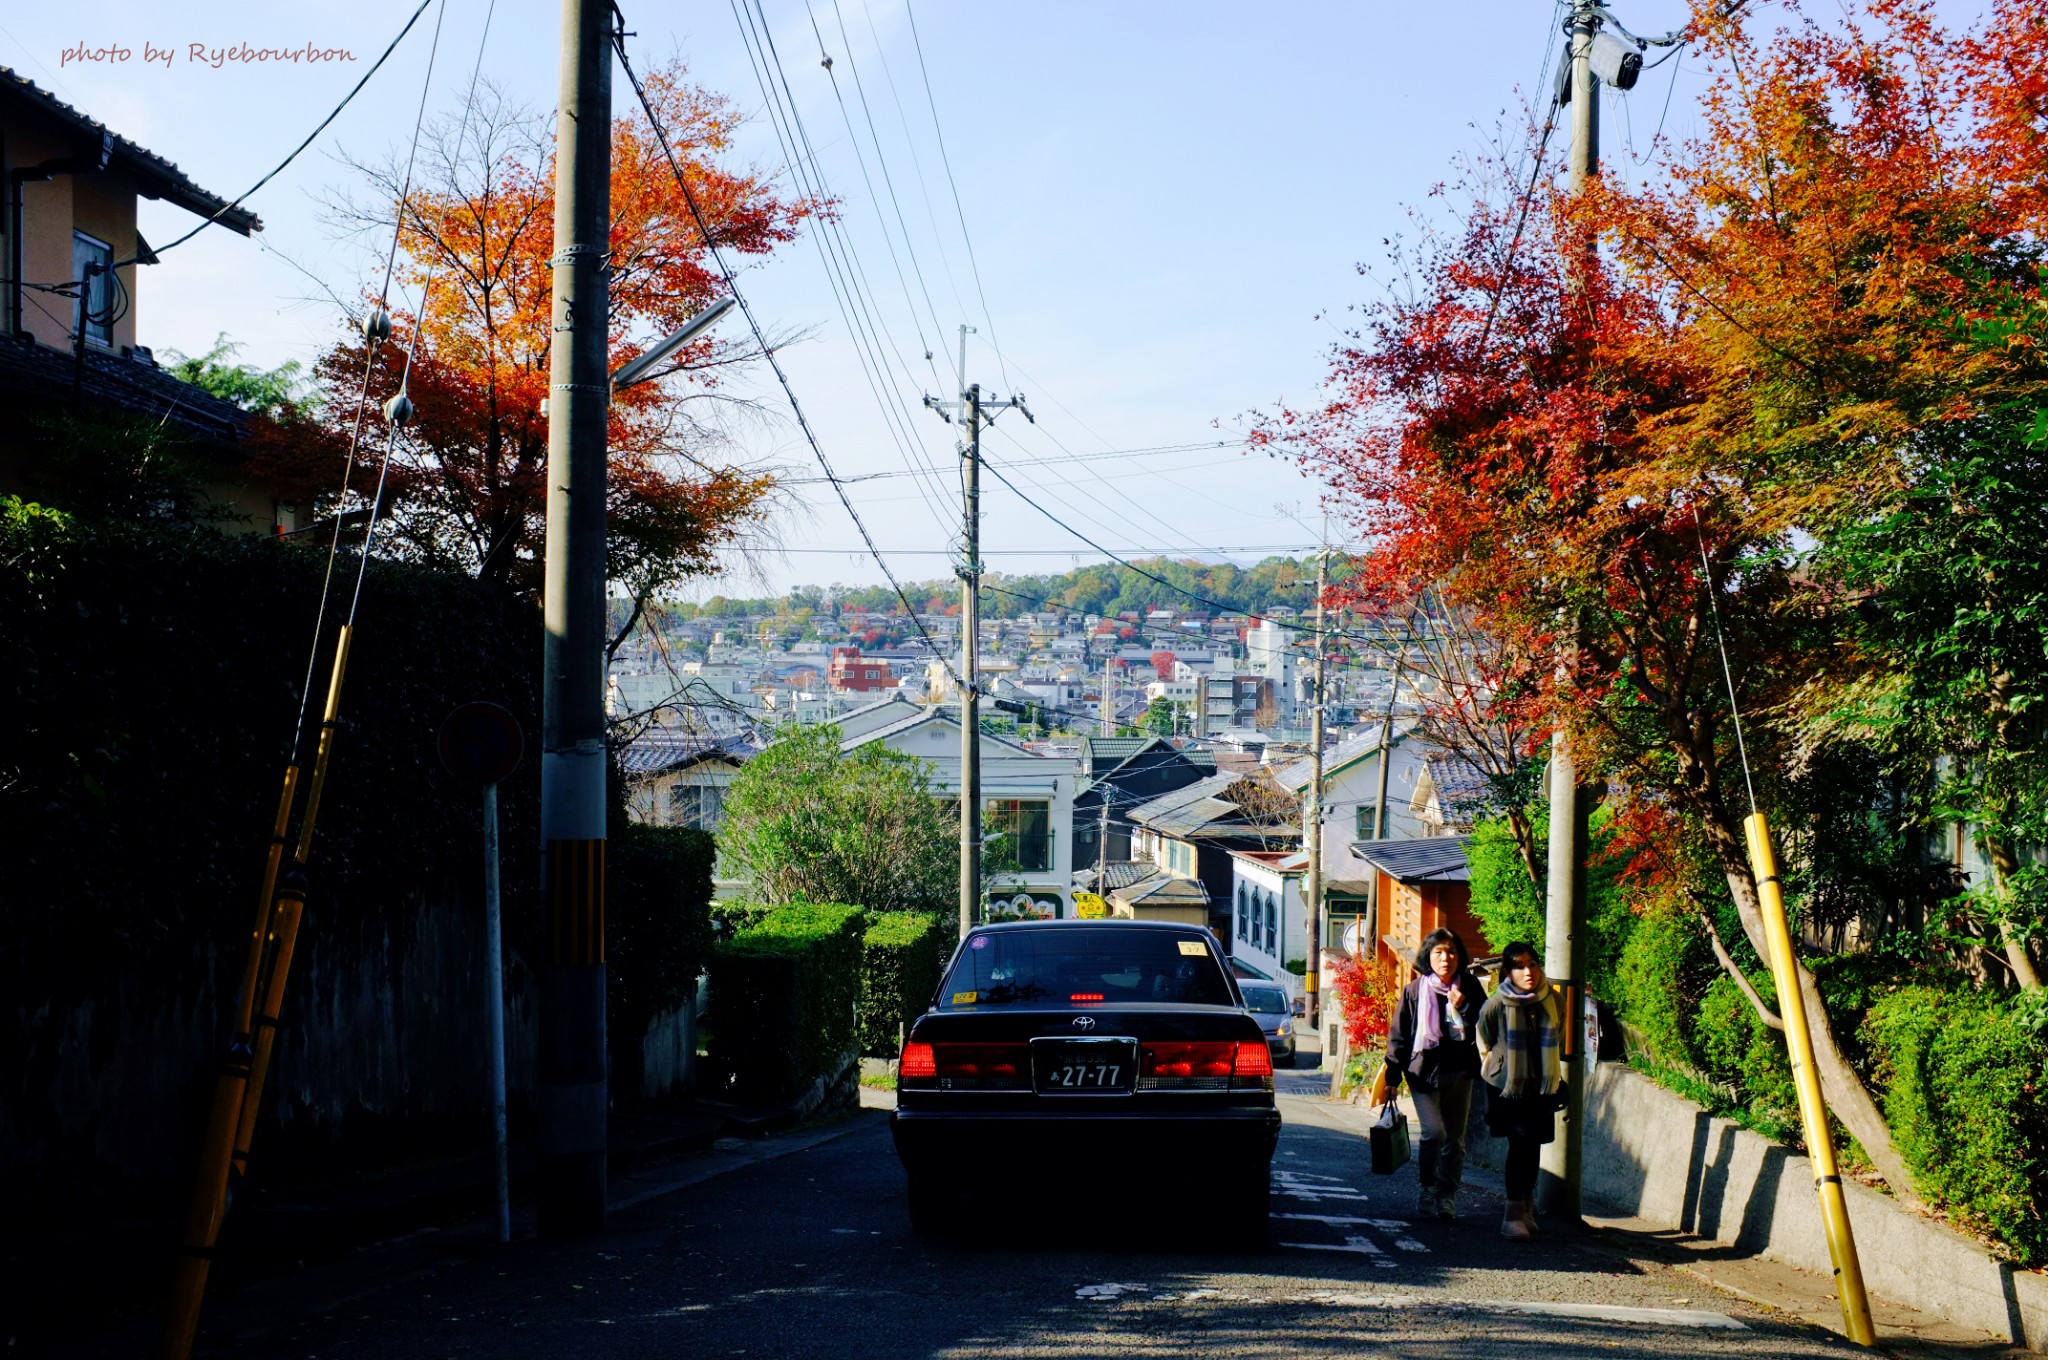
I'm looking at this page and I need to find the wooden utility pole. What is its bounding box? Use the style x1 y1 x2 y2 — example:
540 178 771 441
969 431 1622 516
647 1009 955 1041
926 328 1029 938
1302 535 1328 1029
537 0 612 1236
1539 0 1602 1223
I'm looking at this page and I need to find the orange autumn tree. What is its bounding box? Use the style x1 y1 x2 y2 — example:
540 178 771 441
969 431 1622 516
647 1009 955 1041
318 65 821 649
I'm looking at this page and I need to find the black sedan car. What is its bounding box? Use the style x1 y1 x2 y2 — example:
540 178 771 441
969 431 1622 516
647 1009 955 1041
889 919 1280 1242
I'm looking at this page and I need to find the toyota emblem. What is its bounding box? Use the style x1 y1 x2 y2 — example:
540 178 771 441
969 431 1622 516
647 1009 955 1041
1072 1016 1096 1030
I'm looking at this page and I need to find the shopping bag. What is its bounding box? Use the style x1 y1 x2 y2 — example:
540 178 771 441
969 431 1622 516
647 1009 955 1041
1369 1100 1411 1175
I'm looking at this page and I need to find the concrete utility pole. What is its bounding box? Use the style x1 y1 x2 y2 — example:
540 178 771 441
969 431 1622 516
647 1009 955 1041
1539 0 1603 1224
537 0 612 1237
1302 534 1328 1029
925 327 1030 939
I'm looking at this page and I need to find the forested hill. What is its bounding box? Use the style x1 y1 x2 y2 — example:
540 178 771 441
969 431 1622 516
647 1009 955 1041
672 556 1322 621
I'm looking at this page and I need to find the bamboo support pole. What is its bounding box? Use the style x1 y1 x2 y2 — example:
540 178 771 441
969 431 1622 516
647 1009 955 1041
1744 811 1877 1348
164 627 353 1360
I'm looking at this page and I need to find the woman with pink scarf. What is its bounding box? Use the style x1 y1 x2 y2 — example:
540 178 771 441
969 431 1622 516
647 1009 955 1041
1381 927 1487 1220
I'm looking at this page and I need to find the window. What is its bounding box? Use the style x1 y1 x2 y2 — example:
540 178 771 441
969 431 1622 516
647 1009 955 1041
1355 801 1382 839
1265 893 1278 954
72 232 113 347
1237 883 1249 940
984 798 1052 873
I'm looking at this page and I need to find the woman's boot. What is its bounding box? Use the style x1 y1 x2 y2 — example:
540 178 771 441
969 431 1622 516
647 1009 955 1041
1500 1199 1532 1241
1415 1139 1439 1218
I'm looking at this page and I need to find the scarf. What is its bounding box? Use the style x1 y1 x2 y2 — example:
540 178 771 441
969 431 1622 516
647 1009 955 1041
1491 977 1564 1099
1413 973 1467 1059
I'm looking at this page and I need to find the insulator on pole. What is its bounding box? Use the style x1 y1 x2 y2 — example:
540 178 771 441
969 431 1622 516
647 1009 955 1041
363 306 394 345
382 390 415 428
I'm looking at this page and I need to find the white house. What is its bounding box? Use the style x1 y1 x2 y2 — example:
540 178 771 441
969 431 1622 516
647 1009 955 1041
840 707 1077 919
1269 722 1434 954
1228 848 1309 1003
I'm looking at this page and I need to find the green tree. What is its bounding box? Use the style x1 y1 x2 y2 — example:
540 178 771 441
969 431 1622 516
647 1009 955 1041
716 724 956 914
1140 696 1178 737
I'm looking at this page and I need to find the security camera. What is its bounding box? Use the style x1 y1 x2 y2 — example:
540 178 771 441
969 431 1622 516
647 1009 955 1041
1590 27 1644 89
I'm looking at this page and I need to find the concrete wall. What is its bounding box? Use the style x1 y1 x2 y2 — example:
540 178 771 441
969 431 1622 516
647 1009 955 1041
1581 1061 2048 1351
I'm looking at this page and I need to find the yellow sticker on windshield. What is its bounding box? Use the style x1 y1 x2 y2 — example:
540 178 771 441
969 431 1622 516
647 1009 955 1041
1177 940 1209 956
951 990 978 1005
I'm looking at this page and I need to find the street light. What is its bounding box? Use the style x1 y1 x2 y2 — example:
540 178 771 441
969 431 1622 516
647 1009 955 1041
610 295 735 391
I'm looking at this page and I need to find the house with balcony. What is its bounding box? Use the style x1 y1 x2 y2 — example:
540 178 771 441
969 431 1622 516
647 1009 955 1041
0 68 292 530
838 707 1076 919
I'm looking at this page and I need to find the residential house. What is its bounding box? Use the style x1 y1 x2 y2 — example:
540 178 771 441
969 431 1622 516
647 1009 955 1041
1228 848 1309 1001
839 706 1076 919
1271 722 1432 955
1072 735 1215 875
0 68 288 529
1348 836 1488 978
1126 770 1300 945
827 646 901 694
1411 752 1493 836
621 733 754 832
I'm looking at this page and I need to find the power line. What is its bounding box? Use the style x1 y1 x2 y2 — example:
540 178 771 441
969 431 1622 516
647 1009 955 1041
612 12 968 692
902 0 1009 390
728 0 954 528
106 0 439 276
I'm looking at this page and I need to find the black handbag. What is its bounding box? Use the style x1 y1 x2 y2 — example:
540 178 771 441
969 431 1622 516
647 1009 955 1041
1369 1099 1411 1175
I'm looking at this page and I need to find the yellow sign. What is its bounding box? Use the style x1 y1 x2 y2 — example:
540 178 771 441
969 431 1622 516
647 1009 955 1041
950 991 979 1005
1178 940 1209 957
1073 891 1110 919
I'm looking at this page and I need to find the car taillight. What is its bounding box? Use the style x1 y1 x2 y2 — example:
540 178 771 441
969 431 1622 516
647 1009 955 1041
901 1041 1029 1089
900 1040 937 1081
1138 1040 1235 1088
1231 1040 1274 1088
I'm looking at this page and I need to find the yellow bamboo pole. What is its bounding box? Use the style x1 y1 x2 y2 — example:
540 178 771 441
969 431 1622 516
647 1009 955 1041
236 767 299 1036
1744 811 1877 1348
164 627 353 1360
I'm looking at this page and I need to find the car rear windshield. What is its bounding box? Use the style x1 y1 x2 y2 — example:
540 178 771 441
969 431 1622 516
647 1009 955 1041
939 928 1235 1008
1241 986 1289 1014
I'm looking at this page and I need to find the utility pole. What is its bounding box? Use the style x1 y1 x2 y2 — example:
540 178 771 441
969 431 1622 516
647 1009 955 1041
537 0 612 1236
925 326 1030 938
1540 0 1602 1224
1302 532 1328 1030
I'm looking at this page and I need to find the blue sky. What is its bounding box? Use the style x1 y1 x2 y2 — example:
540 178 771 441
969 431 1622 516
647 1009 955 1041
8 0 1708 596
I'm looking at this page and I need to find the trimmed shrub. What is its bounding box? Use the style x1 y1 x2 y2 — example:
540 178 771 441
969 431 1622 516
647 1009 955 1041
859 912 948 1056
1613 900 1703 1069
706 902 865 1104
607 823 717 1102
1695 971 1798 1130
1864 986 2048 1264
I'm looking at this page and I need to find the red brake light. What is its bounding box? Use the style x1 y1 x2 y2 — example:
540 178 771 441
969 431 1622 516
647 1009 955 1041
1139 1041 1235 1084
1070 992 1105 1003
900 1041 936 1079
1232 1040 1274 1086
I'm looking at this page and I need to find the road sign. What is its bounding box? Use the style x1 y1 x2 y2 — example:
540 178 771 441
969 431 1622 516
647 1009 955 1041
439 703 524 787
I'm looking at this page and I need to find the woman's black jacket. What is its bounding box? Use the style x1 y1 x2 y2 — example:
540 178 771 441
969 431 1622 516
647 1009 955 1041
1383 969 1487 1093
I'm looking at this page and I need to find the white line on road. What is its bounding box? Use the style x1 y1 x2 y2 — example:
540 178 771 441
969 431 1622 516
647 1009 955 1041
1275 1212 1412 1231
1278 1292 1749 1330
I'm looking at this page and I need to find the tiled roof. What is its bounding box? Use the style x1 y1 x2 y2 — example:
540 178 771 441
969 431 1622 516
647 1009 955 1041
617 734 755 775
1 67 261 234
0 334 253 446
1349 835 1471 885
1108 869 1209 909
1423 753 1493 812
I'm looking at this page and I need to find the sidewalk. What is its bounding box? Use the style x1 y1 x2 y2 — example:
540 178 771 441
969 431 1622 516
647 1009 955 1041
1284 1088 2029 1358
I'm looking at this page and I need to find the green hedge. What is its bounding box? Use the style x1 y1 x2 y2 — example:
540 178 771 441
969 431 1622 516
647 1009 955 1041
706 902 865 1104
1864 985 2048 1264
607 823 716 1102
1612 899 1702 1070
859 912 948 1057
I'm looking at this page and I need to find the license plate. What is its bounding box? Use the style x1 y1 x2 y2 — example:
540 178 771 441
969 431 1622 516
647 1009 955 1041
1032 1038 1138 1095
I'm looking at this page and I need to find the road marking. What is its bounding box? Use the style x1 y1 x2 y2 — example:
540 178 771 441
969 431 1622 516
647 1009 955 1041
1075 1282 1150 1300
1281 1236 1398 1268
1392 1237 1428 1252
1276 1293 1748 1330
1275 1212 1412 1231
1272 1171 1349 1184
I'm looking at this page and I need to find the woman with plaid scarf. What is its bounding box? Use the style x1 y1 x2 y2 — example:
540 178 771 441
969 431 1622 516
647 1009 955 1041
1476 941 1568 1241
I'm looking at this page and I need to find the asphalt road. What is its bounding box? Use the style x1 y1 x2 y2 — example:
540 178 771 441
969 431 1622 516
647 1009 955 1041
188 1075 1867 1360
